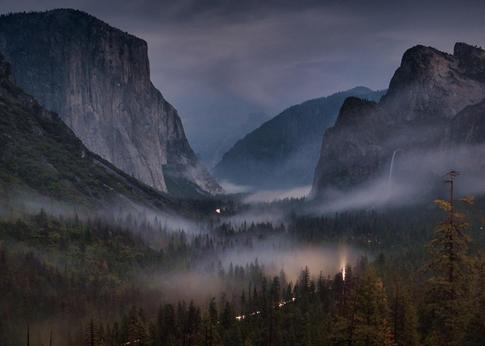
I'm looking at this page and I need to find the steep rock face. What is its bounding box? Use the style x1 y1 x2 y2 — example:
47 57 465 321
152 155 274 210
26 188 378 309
0 9 222 196
381 44 485 122
313 97 385 189
215 87 384 189
449 99 485 144
313 43 485 194
0 52 172 210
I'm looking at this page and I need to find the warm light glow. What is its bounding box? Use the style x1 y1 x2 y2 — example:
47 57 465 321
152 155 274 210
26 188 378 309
339 244 348 281
235 297 297 321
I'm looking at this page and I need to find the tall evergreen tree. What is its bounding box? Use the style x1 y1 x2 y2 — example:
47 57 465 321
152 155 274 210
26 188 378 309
351 267 396 346
389 283 419 346
463 255 485 345
425 172 473 346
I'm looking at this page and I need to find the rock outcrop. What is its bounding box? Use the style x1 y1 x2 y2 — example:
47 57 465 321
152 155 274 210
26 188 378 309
0 9 222 197
312 42 485 195
215 87 384 189
0 52 173 210
449 99 485 144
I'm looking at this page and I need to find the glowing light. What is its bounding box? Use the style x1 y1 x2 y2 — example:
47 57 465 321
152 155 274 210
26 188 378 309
215 208 221 214
235 297 297 322
339 244 348 281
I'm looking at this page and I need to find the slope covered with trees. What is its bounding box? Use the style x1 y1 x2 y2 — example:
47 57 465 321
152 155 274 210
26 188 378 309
0 52 173 212
2 176 485 345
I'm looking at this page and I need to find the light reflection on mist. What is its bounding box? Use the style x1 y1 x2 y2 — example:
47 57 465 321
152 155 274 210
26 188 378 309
140 242 363 303
217 240 360 282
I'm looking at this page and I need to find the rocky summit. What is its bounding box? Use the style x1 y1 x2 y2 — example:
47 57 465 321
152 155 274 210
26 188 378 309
0 9 222 197
312 42 485 195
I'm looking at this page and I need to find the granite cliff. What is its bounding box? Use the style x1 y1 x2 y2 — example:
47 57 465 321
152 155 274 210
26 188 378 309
0 52 174 211
312 43 485 196
0 9 222 197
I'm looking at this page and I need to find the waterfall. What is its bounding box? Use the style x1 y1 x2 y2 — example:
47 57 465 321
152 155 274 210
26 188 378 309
387 149 400 193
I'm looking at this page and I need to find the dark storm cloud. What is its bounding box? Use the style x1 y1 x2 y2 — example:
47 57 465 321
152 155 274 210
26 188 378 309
2 0 485 163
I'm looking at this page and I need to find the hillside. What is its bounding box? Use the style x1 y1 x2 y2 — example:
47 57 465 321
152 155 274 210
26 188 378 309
215 87 384 189
0 52 173 213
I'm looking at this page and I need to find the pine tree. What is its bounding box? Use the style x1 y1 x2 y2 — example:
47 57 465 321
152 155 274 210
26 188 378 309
463 298 485 346
125 307 149 345
463 255 485 345
351 268 396 346
389 283 419 346
425 172 472 346
86 319 97 346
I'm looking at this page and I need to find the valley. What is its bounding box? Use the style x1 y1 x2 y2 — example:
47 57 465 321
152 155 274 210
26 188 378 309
1 4 485 346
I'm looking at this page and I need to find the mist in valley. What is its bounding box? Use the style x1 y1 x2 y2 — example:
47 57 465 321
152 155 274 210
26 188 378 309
3 2 485 345
309 143 485 214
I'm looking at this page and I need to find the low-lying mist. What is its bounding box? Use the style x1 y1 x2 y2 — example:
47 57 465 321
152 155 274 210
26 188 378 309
243 185 311 203
139 238 365 304
218 239 362 282
0 186 208 237
312 144 485 214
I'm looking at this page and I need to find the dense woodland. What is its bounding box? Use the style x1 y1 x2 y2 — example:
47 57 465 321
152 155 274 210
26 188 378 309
1 188 485 346
2 4 485 346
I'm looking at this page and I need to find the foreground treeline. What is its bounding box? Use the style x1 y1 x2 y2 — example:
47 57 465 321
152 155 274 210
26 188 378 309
1 194 485 345
81 264 407 346
76 251 485 346
0 209 291 344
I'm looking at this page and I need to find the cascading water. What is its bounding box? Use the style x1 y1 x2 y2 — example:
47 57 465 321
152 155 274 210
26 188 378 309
387 149 400 195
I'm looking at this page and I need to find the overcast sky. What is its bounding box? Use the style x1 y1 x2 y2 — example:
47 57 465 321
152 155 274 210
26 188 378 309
2 0 485 159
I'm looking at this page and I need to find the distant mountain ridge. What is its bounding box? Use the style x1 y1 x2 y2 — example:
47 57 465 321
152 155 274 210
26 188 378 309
312 42 485 196
215 87 385 189
0 9 222 198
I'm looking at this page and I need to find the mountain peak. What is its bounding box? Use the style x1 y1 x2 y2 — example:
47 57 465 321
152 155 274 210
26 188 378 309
453 42 485 81
386 44 452 95
334 97 378 128
381 42 485 121
453 42 485 58
395 44 451 79
402 44 449 62
313 42 485 195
